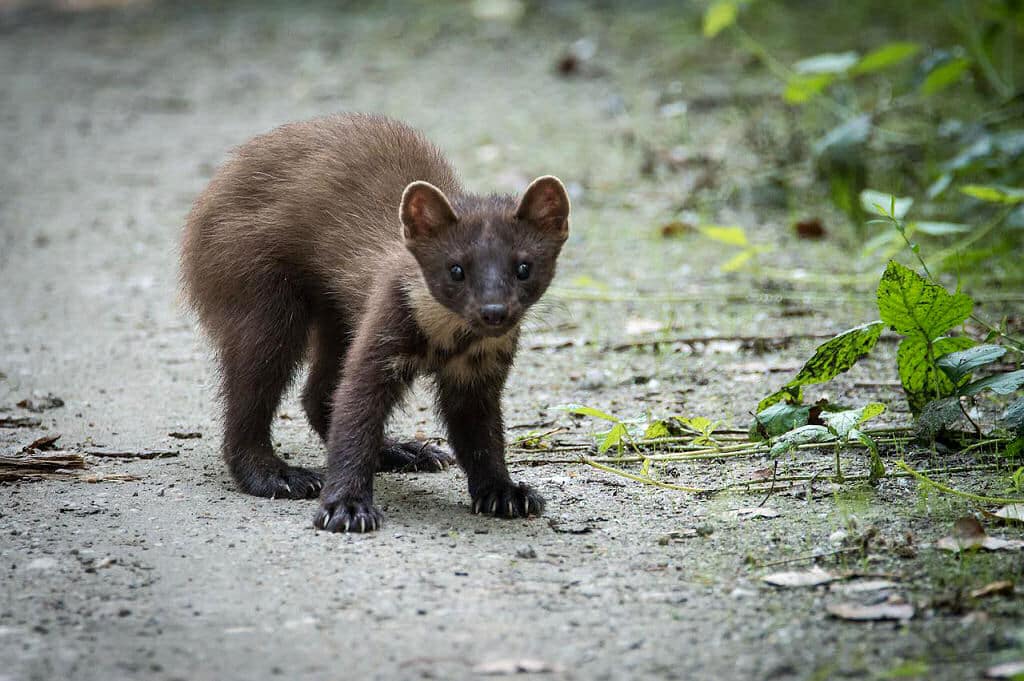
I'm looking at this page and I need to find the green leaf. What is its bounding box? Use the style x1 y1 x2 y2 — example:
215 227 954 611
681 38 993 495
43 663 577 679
850 428 886 482
644 420 672 439
1002 397 1024 434
823 403 886 439
784 73 835 104
960 184 1024 205
560 404 620 423
599 422 628 453
720 248 757 272
750 403 813 441
897 335 975 414
921 57 971 95
793 52 859 74
913 221 971 235
860 189 913 219
851 42 920 75
960 370 1024 397
699 225 748 246
937 344 1007 383
679 416 716 434
877 260 973 339
916 396 963 436
758 322 885 412
703 0 737 38
769 425 833 457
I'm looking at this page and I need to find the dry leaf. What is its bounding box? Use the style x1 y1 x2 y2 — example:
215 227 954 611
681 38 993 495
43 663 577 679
794 218 826 239
762 566 835 587
993 504 1024 523
24 433 61 451
837 579 898 594
970 580 1014 599
826 602 914 621
474 658 560 675
730 507 781 520
935 517 1024 552
659 221 695 238
986 661 1024 679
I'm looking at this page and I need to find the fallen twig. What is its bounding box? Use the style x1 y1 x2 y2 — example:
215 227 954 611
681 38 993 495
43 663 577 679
86 449 179 460
0 416 42 428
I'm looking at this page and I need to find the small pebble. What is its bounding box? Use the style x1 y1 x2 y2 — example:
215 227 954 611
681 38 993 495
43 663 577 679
515 545 537 559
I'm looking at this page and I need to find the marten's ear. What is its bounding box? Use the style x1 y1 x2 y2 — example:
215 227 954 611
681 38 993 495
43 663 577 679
401 181 458 243
516 175 570 240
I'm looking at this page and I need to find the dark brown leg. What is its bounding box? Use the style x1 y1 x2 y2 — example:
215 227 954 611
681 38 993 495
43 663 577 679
301 318 350 443
436 367 544 518
218 287 322 500
313 341 414 533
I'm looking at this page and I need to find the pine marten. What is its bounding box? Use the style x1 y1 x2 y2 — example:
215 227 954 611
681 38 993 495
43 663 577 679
180 114 570 533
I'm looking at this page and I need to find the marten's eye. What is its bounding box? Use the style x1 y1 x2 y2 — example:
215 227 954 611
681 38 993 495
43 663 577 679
516 262 531 281
449 264 465 282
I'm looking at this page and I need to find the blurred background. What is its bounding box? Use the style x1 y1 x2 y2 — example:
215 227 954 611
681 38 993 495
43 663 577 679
1 0 1022 405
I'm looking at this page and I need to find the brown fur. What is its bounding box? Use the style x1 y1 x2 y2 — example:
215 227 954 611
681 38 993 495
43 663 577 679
180 113 569 532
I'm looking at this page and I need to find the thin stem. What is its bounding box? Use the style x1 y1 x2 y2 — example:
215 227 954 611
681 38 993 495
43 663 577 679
895 460 1024 505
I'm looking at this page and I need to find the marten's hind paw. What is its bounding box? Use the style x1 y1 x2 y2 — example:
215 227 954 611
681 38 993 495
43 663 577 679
314 496 384 533
379 439 455 473
471 482 545 518
234 464 323 500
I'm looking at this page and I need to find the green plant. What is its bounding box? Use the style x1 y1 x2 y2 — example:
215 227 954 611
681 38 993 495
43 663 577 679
700 0 1024 274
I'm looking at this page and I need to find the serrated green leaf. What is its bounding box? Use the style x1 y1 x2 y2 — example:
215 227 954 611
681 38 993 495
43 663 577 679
960 184 1024 205
823 402 887 439
897 335 975 414
599 422 628 453
1002 397 1024 434
703 0 737 38
860 189 913 219
877 260 973 339
785 73 836 104
937 344 1007 383
757 322 885 412
769 425 834 456
680 416 716 433
960 370 1024 397
750 403 813 441
921 57 971 95
793 52 859 74
699 225 748 246
851 42 920 75
644 420 672 439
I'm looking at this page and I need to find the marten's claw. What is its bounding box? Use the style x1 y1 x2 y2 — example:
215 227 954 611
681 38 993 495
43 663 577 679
314 496 383 533
379 439 455 473
470 482 545 519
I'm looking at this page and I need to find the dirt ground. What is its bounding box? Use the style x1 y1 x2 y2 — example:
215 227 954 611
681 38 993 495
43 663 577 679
2 3 1023 680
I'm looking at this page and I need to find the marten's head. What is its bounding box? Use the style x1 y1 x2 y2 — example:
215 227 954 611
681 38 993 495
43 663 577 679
400 176 570 338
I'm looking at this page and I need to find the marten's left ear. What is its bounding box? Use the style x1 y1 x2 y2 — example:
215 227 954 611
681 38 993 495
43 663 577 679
516 175 570 240
401 181 458 244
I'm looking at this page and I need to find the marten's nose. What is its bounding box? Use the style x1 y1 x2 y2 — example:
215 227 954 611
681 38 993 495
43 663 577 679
480 303 508 326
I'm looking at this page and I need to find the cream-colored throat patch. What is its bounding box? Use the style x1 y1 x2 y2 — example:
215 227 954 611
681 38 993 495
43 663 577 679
404 278 471 350
403 278 518 384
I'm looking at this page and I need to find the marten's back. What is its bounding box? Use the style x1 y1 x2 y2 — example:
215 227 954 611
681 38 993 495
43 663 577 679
181 114 461 321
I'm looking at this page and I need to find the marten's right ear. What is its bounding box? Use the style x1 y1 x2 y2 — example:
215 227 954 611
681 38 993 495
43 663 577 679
401 181 458 243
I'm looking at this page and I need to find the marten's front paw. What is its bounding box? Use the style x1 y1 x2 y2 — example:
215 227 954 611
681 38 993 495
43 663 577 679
379 439 455 472
471 482 545 518
313 495 384 533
